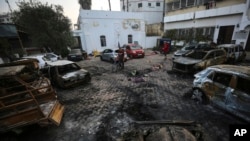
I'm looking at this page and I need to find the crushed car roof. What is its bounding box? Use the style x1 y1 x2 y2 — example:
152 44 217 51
46 60 74 66
210 65 250 76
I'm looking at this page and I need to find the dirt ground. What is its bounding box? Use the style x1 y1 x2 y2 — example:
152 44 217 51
1 50 249 141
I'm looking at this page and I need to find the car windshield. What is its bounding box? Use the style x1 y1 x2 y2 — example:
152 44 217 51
186 51 207 59
44 53 57 60
131 45 142 50
71 49 81 54
181 45 196 51
58 63 80 75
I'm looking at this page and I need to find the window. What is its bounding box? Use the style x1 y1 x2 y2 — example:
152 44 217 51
236 77 250 94
100 35 106 47
213 72 232 87
128 35 133 43
148 3 151 7
138 3 142 8
156 2 160 6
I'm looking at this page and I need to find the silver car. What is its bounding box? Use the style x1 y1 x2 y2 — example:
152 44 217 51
100 48 127 62
192 65 250 122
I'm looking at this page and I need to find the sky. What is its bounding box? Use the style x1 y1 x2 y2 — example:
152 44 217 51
0 0 121 25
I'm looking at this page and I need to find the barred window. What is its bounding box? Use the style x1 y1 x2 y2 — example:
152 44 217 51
128 34 133 43
100 35 106 47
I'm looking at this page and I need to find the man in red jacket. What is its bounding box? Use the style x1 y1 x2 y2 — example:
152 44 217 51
162 41 170 58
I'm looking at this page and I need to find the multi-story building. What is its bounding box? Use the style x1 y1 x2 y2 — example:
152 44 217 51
120 0 165 24
0 13 12 24
164 0 250 50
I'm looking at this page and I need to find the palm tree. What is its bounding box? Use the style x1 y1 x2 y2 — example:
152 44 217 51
78 0 92 10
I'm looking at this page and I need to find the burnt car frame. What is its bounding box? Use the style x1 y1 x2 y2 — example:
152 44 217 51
192 65 250 122
217 44 246 63
42 60 91 88
172 49 227 73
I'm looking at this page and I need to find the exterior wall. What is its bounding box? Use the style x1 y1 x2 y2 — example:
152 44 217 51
120 0 164 24
145 36 161 48
164 0 250 49
74 10 146 54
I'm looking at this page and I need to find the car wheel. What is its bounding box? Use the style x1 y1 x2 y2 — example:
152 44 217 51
192 89 209 104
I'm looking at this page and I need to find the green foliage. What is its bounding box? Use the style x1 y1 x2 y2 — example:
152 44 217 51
12 1 74 56
78 0 92 9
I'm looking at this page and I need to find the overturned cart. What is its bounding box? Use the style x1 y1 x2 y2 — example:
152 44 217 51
0 61 65 132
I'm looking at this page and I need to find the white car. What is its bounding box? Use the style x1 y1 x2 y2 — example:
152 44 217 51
22 53 60 69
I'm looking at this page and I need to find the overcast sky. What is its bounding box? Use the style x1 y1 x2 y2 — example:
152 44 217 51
0 0 121 24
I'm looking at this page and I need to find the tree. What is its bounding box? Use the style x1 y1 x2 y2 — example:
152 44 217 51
78 0 92 9
12 1 74 57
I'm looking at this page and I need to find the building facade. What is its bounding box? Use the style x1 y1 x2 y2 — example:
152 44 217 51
73 10 146 54
120 0 164 24
164 0 250 50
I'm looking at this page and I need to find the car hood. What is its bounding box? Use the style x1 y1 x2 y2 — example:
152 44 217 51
61 69 89 80
173 57 202 65
68 53 81 56
174 50 189 56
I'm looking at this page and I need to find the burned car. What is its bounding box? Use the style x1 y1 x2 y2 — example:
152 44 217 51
192 65 250 122
217 44 246 63
172 49 226 73
42 60 91 88
0 59 64 132
173 42 213 59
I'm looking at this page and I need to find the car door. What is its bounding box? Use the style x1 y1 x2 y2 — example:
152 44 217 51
102 49 111 60
226 76 250 115
207 71 233 105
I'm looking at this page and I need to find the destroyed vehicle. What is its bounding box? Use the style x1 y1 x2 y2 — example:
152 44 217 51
0 60 65 132
173 42 213 59
217 44 246 63
41 60 91 88
192 65 250 122
172 49 226 73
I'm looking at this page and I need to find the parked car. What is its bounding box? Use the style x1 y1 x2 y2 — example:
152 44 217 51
41 60 91 88
67 48 86 61
173 42 213 59
122 44 145 58
217 44 246 63
192 65 250 122
100 48 128 62
172 49 227 73
21 53 60 69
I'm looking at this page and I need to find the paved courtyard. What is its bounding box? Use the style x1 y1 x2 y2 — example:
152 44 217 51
1 50 248 141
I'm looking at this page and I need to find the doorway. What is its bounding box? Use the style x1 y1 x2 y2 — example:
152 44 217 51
217 25 234 44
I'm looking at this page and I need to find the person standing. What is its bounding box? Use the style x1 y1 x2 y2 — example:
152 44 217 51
162 41 170 59
118 47 125 69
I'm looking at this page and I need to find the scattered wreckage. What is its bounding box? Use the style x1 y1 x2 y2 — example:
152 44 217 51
172 49 226 73
0 59 65 132
41 60 91 88
217 44 246 63
192 65 250 122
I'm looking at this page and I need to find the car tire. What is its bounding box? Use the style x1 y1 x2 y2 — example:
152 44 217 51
100 56 104 61
192 89 209 104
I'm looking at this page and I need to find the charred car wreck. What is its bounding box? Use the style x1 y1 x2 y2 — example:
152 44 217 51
0 60 65 132
172 49 226 73
41 60 91 88
192 65 250 122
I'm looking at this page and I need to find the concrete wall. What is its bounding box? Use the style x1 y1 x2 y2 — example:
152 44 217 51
74 10 146 54
145 36 161 49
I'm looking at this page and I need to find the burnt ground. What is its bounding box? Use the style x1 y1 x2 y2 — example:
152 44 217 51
1 50 249 141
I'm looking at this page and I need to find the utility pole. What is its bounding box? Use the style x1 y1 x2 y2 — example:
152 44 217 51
108 0 111 11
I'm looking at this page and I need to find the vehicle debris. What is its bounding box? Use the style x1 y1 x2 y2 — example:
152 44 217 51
0 60 65 132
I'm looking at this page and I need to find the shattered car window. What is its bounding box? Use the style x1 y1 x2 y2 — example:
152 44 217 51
236 77 250 94
213 72 232 87
58 64 80 75
186 51 206 59
181 45 195 51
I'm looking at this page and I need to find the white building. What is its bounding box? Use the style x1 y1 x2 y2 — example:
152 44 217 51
73 10 146 54
120 0 165 24
164 0 250 50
